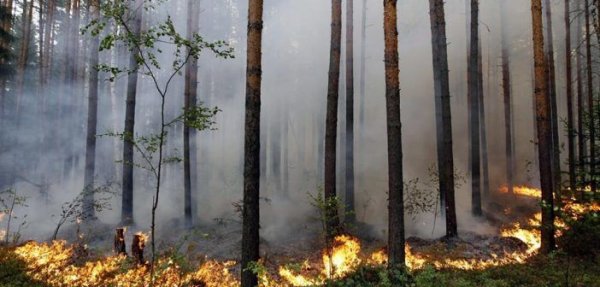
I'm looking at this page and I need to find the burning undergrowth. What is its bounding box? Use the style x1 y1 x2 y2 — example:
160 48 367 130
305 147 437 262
1 186 598 286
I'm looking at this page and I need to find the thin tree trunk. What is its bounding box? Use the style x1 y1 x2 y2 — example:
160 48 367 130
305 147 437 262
358 0 367 199
545 0 561 196
478 34 489 198
531 0 556 255
345 0 355 224
324 0 342 242
469 0 482 216
121 0 143 225
577 0 585 192
241 0 263 285
585 0 596 195
501 1 514 194
183 0 200 227
565 0 576 194
428 0 457 238
82 0 100 220
15 0 33 115
384 0 405 269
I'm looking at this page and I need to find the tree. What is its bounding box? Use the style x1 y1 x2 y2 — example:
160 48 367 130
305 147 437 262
241 0 263 285
345 0 356 224
384 0 405 269
585 0 596 195
530 0 556 254
82 0 101 219
565 0 576 194
477 33 489 198
544 0 561 195
121 0 143 225
324 0 342 241
358 0 367 196
428 0 457 238
577 0 585 188
183 0 200 227
500 1 514 195
15 0 33 115
468 0 482 216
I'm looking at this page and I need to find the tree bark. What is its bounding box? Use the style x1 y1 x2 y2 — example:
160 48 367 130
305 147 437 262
324 0 342 242
577 0 585 192
531 0 556 254
544 0 561 196
345 0 356 224
83 0 100 220
501 1 514 195
384 0 405 269
15 0 33 115
241 0 263 285
468 0 482 216
184 0 200 227
428 0 457 238
358 0 367 198
585 0 596 195
478 33 489 198
565 0 576 194
121 0 143 225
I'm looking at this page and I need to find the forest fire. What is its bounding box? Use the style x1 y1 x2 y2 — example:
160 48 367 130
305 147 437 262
499 185 542 198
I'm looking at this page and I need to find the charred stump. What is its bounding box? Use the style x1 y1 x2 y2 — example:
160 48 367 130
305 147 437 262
114 228 126 255
131 233 146 265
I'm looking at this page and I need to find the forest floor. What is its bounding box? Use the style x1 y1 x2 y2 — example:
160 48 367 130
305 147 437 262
0 188 599 286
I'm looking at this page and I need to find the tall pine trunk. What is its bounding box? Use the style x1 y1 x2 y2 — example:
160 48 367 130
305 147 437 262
577 0 585 191
15 0 33 115
241 0 263 285
468 0 482 216
384 0 405 269
121 0 143 225
345 0 355 224
324 0 342 241
585 0 596 195
358 0 367 198
82 0 100 220
428 0 457 238
501 1 514 194
565 0 576 194
531 0 556 254
478 35 489 198
183 0 200 227
544 0 561 195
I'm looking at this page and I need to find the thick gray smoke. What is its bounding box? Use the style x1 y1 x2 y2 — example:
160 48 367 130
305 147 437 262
0 0 569 244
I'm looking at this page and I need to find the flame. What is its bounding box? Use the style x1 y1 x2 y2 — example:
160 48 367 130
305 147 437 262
322 235 361 278
499 185 541 198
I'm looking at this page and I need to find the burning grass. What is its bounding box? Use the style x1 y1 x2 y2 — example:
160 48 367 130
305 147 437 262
1 185 599 286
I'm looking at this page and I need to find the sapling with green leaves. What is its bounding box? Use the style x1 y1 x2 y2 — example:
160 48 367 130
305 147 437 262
82 0 233 281
0 188 28 244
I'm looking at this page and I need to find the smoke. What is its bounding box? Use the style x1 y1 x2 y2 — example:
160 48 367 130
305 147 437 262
0 0 569 245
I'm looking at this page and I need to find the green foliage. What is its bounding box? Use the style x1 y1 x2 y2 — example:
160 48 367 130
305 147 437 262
558 211 600 257
0 247 45 287
0 189 29 244
51 183 116 240
308 187 343 238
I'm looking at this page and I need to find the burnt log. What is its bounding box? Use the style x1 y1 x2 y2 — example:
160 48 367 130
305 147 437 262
131 233 146 265
114 228 127 255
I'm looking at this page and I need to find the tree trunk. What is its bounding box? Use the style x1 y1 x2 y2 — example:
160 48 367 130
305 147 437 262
544 0 561 197
345 0 355 224
324 0 342 242
383 0 405 269
82 0 100 220
478 33 489 198
428 0 457 238
358 0 367 198
184 0 200 227
531 0 556 255
15 0 33 115
468 0 482 216
585 0 596 195
241 0 263 285
121 0 143 225
565 0 576 194
114 228 127 255
500 1 514 195
577 0 585 193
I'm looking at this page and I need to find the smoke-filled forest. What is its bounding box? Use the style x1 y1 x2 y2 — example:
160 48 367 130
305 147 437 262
0 0 599 286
